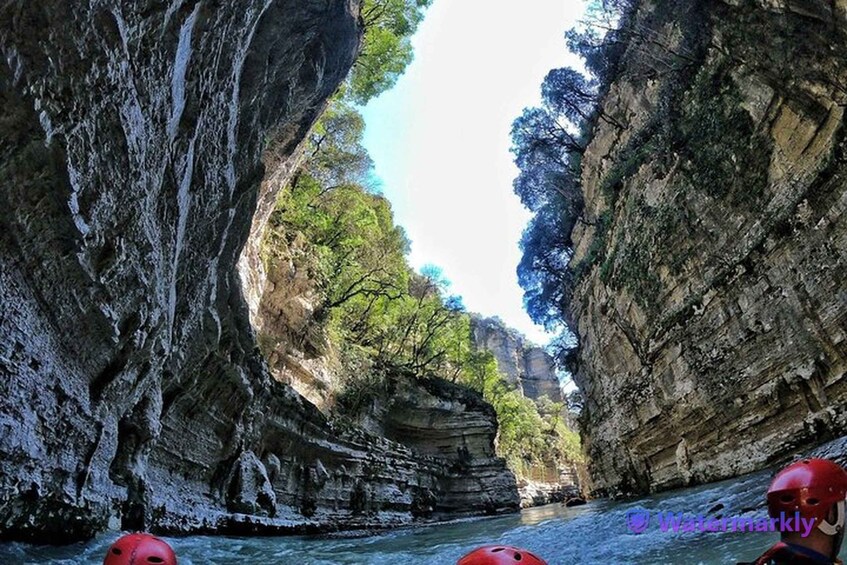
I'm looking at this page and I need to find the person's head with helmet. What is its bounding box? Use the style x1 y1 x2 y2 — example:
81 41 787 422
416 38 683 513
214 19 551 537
744 458 847 565
102 533 177 565
457 545 547 565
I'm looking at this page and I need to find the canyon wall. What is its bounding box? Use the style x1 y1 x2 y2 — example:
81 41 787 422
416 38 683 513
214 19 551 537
469 316 584 505
471 315 563 403
0 1 516 543
571 0 847 496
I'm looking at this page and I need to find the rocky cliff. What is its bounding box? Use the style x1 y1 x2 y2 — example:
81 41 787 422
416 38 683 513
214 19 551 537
0 1 516 543
471 315 563 402
250 230 336 410
337 371 521 514
571 0 847 496
469 316 585 505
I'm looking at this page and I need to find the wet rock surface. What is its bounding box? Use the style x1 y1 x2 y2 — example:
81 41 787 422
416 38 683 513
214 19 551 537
571 0 847 496
0 0 517 542
517 479 581 508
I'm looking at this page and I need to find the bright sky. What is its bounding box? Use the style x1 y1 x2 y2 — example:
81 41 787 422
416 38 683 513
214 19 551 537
362 0 587 346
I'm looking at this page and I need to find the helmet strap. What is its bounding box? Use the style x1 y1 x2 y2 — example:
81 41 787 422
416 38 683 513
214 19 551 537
817 500 845 536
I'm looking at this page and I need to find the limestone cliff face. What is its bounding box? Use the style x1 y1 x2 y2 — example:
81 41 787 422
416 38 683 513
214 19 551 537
0 1 516 543
469 316 585 505
571 0 847 496
339 372 521 514
470 315 563 402
251 231 336 410
246 235 520 514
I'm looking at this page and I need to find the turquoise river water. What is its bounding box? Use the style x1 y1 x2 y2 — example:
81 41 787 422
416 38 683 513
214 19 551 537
2 467 845 564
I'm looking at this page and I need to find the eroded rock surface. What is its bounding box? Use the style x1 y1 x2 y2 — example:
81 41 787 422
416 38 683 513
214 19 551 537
471 315 563 402
0 1 516 542
469 316 587 505
571 0 847 496
362 373 520 515
251 230 337 410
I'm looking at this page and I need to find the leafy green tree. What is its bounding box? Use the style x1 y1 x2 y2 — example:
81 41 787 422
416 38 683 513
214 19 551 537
271 168 584 477
564 1 636 86
305 101 373 188
348 0 434 104
510 109 582 221
489 386 547 476
273 167 472 380
280 180 409 318
542 67 625 130
517 202 574 330
536 395 584 466
374 269 464 374
541 68 597 125
455 352 583 477
462 350 499 392
547 416 584 467
511 64 600 332
512 12 636 334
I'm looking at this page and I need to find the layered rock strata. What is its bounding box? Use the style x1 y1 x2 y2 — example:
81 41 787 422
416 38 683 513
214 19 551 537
571 0 847 495
0 0 516 543
470 315 563 402
352 373 521 515
469 316 586 505
517 479 580 509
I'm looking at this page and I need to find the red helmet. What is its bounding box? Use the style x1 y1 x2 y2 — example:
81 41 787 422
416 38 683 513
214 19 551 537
767 458 847 535
457 545 547 565
103 533 177 565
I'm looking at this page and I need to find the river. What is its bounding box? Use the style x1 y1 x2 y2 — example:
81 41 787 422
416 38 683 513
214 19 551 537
2 466 845 564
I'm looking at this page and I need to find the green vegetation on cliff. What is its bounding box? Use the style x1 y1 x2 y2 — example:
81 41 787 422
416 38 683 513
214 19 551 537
348 0 434 104
513 0 742 340
512 2 634 335
264 100 581 476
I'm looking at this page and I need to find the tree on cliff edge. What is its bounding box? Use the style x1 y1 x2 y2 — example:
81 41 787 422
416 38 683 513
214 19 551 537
349 0 434 104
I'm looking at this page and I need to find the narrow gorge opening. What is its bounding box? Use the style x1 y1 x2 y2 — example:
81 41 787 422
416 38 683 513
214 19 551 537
236 0 590 512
